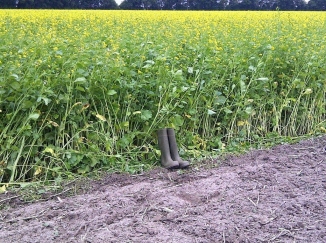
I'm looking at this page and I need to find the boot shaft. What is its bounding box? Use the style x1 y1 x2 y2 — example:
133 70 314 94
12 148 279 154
167 128 190 169
166 128 181 161
157 128 179 169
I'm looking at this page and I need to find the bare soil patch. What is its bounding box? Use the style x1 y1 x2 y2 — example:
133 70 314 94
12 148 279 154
1 136 326 242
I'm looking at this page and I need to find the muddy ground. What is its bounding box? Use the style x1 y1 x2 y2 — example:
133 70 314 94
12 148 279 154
0 136 326 243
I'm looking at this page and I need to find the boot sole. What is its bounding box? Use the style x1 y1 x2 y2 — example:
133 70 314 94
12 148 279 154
180 165 190 169
166 165 180 170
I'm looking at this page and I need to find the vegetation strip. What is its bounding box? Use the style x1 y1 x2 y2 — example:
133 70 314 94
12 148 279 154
0 10 325 183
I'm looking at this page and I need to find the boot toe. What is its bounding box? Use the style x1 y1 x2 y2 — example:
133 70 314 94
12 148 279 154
165 161 180 169
179 160 190 169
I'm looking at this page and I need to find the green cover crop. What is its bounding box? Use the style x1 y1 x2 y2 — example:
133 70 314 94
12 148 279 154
0 10 325 183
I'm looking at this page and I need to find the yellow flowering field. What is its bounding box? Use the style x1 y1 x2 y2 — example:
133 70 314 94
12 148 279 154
0 10 326 181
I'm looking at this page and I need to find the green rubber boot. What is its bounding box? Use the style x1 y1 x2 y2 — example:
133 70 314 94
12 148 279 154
157 128 179 169
167 128 190 169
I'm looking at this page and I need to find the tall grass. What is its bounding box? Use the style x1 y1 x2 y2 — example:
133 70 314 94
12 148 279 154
0 10 325 183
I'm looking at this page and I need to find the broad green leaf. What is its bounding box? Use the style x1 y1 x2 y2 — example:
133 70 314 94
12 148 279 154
141 110 152 121
142 64 152 69
303 88 312 95
175 70 183 76
37 97 51 105
77 166 90 174
208 109 216 115
42 97 51 105
266 44 273 50
0 185 6 194
107 90 117 96
6 112 13 119
75 86 85 92
96 114 107 121
256 77 269 81
34 166 42 176
215 91 222 96
240 80 246 94
224 108 233 114
43 147 55 156
245 107 254 115
215 96 227 105
10 81 20 90
22 100 34 109
28 113 40 120
77 69 86 75
117 134 135 148
18 183 31 188
74 77 87 84
169 114 184 127
249 65 256 71
120 121 129 128
10 74 19 81
90 157 98 167
145 60 155 65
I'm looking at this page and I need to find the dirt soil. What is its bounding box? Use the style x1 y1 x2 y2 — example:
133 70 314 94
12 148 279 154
1 136 326 243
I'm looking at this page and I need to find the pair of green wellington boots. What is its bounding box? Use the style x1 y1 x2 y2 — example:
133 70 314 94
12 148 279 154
157 128 190 169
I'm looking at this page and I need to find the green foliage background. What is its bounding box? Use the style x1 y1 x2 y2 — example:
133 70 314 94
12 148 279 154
0 10 325 183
